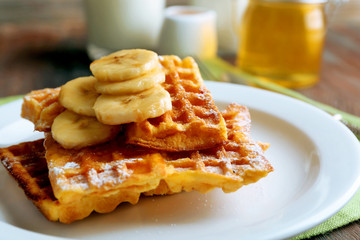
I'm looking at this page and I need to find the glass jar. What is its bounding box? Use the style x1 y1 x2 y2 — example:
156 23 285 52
236 0 327 88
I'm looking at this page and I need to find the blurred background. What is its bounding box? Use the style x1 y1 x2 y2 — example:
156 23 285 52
0 0 359 115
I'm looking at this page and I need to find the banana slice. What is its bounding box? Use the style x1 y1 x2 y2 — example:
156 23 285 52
95 67 165 95
59 76 99 117
52 110 120 149
90 49 159 82
94 85 172 125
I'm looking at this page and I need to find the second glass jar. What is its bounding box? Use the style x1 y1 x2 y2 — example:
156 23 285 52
237 0 327 88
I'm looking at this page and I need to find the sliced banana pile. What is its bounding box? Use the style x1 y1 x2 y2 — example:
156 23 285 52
91 49 171 125
52 76 121 149
51 49 172 149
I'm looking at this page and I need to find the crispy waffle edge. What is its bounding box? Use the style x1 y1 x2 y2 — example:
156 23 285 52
0 140 144 223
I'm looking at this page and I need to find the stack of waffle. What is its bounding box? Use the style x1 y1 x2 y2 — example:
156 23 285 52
0 54 273 223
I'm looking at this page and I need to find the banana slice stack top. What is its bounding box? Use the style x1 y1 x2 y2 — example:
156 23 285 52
52 49 172 149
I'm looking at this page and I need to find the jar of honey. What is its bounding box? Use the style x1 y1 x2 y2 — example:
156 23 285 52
236 0 327 88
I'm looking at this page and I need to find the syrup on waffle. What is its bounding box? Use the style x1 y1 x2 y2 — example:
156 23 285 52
126 55 227 151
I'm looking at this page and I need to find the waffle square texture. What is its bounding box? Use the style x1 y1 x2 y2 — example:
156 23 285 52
145 103 273 195
21 56 227 151
0 104 272 223
126 55 227 151
43 132 167 205
0 140 144 223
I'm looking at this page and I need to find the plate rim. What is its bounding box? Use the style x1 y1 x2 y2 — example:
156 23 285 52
206 81 360 239
0 82 360 240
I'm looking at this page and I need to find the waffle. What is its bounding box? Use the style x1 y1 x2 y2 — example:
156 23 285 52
43 132 167 204
20 56 228 152
126 56 228 151
145 103 273 195
0 140 144 223
21 88 64 132
0 104 272 223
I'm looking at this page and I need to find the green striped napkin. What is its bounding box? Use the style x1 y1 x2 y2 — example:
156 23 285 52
292 191 360 239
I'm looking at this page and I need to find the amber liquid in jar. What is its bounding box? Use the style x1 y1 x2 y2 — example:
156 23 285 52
237 0 326 88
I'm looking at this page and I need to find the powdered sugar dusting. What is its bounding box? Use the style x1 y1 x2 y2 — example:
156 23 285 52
88 161 133 188
48 156 144 192
68 175 89 190
49 166 65 176
63 161 80 169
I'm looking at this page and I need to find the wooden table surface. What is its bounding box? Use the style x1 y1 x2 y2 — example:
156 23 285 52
0 0 359 239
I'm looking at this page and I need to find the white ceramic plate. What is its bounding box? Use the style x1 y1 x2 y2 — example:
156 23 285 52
1 82 360 240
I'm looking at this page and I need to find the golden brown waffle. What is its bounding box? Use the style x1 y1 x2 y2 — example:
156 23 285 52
43 133 167 204
20 56 228 152
21 88 64 132
0 140 143 223
145 103 273 195
126 55 228 151
0 139 160 224
1 104 272 223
